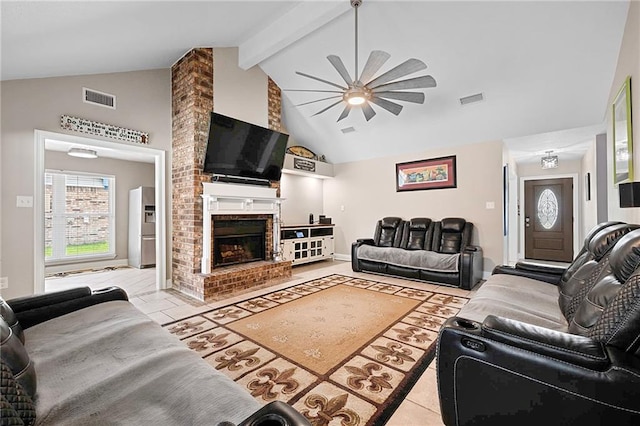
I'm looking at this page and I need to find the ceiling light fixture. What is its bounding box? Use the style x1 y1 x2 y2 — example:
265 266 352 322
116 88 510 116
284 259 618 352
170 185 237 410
541 151 558 169
68 147 98 159
288 0 437 122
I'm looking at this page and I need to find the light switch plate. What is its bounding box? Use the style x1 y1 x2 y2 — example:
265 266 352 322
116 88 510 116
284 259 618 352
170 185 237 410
485 201 495 209
16 196 33 208
0 277 8 289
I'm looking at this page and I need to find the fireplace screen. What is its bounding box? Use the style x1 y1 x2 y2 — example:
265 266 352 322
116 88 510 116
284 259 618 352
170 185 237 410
213 219 266 267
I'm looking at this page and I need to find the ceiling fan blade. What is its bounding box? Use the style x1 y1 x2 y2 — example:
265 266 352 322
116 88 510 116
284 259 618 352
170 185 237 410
337 105 351 122
327 55 354 86
296 95 343 107
312 99 344 116
285 89 344 93
369 97 403 116
373 91 425 104
371 75 437 92
358 50 391 84
366 58 428 88
362 102 377 121
296 71 347 90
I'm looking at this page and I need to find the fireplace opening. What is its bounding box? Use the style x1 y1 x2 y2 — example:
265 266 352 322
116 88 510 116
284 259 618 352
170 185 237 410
213 219 266 267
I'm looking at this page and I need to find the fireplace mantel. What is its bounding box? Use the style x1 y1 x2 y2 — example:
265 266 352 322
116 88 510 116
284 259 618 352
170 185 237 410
201 182 283 274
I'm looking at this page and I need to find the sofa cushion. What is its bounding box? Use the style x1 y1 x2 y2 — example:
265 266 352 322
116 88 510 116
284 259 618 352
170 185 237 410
24 300 260 425
403 218 432 250
458 274 568 331
357 244 459 272
376 217 404 248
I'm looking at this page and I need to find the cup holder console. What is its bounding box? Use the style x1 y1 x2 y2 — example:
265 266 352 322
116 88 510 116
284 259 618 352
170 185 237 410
455 319 478 330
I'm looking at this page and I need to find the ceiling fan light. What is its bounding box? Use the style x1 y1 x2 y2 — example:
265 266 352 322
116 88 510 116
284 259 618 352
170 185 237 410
68 147 98 159
344 87 369 106
347 95 366 105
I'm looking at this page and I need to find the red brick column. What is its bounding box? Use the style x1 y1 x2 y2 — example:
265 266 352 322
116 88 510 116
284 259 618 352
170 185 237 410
171 48 214 299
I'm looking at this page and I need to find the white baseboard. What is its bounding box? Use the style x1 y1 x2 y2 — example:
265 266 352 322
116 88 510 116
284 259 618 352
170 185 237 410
45 259 129 275
333 253 350 262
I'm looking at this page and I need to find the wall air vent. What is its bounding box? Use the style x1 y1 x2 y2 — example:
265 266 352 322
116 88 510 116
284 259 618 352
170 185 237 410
341 126 356 134
83 87 116 109
459 93 484 106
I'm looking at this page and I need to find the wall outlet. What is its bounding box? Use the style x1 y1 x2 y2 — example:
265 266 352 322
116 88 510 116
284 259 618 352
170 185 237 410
0 277 8 289
16 196 33 208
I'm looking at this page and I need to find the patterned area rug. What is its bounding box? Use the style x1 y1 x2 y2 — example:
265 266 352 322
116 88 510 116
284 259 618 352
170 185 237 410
163 274 468 425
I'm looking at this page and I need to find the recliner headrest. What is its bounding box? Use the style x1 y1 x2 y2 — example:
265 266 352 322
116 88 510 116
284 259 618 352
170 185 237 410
409 218 431 230
381 217 403 229
589 224 640 261
441 218 466 233
610 228 640 284
583 221 625 246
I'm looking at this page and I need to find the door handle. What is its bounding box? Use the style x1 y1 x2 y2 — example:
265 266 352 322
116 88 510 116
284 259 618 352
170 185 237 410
525 216 531 227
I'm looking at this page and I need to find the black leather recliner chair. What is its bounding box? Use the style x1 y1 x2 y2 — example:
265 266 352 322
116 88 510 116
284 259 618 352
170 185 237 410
352 217 483 289
437 226 640 425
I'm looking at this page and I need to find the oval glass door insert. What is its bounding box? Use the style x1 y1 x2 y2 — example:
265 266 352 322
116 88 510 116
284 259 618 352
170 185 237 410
537 188 559 229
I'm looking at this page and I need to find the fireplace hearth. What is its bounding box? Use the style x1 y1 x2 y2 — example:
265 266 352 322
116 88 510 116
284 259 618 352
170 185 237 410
213 219 266 267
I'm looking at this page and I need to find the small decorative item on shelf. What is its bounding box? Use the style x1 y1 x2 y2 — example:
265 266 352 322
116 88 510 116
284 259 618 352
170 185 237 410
286 145 317 159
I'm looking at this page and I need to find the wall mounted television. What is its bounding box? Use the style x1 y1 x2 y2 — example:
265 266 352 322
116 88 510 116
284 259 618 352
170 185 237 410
203 112 289 183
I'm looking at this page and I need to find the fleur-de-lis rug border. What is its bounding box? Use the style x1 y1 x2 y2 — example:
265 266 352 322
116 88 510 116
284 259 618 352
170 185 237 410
163 274 468 425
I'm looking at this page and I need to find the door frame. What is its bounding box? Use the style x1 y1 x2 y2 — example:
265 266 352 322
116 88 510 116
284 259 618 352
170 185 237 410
33 130 168 294
519 173 580 261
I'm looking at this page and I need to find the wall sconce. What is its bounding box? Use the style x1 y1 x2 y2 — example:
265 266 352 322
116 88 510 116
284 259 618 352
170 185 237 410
541 151 558 169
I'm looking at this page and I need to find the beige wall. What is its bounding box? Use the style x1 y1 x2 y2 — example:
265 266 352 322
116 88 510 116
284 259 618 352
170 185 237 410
607 1 639 223
44 151 155 270
280 173 324 226
0 69 171 299
323 140 504 274
581 143 598 236
213 48 269 127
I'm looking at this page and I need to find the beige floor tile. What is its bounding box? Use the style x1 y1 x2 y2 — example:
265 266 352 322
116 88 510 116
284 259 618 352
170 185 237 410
161 303 214 320
134 298 179 314
406 366 441 414
433 286 471 297
386 399 445 426
146 311 174 325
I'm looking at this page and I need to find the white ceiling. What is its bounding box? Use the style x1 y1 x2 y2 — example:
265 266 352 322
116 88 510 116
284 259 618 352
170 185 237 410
1 1 630 165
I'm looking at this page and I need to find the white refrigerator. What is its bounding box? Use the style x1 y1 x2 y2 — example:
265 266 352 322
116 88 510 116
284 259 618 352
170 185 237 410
128 186 156 268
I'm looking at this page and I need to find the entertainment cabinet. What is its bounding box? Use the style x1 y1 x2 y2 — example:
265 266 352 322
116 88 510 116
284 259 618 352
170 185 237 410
281 224 334 265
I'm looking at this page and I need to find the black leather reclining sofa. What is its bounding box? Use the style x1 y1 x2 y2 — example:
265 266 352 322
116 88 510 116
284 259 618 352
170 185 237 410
352 217 483 290
437 222 640 425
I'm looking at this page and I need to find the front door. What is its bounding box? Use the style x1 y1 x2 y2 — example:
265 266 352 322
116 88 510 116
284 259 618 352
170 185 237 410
524 178 573 262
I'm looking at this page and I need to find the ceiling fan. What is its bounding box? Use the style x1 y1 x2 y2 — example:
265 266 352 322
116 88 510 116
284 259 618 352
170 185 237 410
288 0 437 122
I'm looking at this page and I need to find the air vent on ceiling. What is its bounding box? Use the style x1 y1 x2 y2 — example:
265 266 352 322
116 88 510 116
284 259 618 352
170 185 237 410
459 93 484 106
83 87 116 109
341 126 356 134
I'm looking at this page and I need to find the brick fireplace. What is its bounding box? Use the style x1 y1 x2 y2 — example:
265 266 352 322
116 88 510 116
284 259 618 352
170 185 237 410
171 48 291 302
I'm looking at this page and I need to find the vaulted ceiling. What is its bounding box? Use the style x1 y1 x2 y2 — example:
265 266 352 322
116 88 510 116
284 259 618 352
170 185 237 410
1 1 630 164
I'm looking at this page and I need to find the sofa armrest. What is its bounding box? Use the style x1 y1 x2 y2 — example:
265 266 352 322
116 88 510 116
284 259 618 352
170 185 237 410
238 401 311 426
492 263 563 285
459 246 483 290
515 261 565 275
351 239 375 272
8 286 128 329
356 238 375 245
481 315 608 369
437 316 640 425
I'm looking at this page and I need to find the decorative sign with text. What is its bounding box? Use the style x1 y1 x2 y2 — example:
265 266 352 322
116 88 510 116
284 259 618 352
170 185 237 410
61 115 149 144
293 157 316 173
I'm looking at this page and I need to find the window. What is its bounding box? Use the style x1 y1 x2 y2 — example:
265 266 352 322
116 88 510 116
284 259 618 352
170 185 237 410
45 171 115 263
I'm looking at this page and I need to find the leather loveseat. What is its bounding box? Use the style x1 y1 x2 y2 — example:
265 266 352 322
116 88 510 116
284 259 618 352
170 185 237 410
0 287 310 426
352 217 483 290
437 222 640 425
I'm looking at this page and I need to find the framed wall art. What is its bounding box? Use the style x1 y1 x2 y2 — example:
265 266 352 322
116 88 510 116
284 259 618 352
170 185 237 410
613 76 633 185
396 155 457 192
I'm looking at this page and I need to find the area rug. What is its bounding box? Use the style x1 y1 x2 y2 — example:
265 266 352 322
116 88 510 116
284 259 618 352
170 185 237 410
163 274 468 425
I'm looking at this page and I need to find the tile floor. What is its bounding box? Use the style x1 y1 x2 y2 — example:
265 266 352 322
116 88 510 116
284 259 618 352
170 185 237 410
47 260 478 425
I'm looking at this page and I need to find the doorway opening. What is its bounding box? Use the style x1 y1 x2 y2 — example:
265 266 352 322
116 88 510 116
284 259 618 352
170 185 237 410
34 130 167 294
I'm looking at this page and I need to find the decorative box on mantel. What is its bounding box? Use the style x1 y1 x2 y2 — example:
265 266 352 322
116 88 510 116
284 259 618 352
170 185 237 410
201 182 285 274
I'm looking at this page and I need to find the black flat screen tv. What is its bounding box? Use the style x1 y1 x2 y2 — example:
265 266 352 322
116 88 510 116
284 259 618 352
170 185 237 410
203 112 289 182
